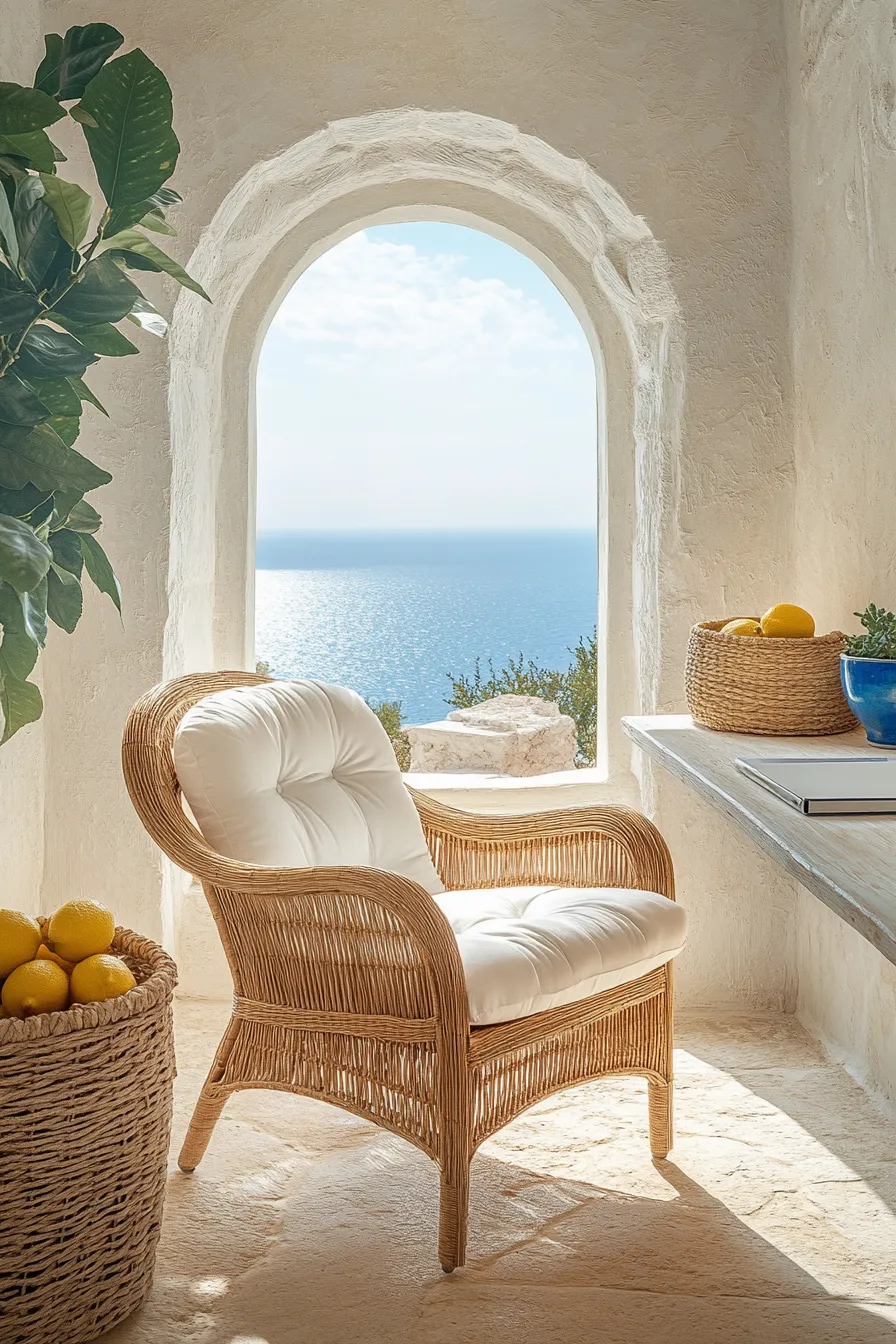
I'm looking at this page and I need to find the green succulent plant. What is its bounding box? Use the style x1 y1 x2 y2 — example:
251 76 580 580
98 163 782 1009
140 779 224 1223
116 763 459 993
844 604 896 661
0 22 209 742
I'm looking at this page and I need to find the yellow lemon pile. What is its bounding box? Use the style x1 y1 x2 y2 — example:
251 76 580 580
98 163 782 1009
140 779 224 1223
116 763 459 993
0 900 136 1021
721 604 816 640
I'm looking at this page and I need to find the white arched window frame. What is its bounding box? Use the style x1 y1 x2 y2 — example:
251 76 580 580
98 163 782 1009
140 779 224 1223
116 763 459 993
166 110 683 812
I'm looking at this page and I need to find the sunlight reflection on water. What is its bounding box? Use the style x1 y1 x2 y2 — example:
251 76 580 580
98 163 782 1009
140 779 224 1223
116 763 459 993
255 532 596 723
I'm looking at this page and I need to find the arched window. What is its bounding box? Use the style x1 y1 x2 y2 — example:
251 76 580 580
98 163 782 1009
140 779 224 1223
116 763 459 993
254 222 598 769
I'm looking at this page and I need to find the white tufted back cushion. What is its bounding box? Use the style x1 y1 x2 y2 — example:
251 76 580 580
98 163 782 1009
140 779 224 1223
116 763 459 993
173 680 445 895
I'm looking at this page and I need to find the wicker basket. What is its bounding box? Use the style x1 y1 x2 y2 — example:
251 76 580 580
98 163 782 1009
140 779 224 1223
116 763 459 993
0 928 177 1344
685 619 857 735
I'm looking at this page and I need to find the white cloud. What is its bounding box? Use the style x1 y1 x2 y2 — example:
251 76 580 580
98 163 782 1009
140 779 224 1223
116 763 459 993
271 230 577 373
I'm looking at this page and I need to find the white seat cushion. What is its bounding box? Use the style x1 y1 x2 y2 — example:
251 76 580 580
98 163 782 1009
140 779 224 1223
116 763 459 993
434 885 687 1025
173 680 445 895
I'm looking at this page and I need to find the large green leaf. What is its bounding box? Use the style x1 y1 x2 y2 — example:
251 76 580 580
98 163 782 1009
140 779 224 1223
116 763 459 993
126 294 167 337
106 184 181 237
16 326 97 379
0 129 57 173
136 208 176 236
63 498 101 534
0 289 41 332
62 28 124 102
103 229 210 300
13 175 68 289
0 420 111 493
0 512 52 590
0 483 51 517
38 174 92 248
50 253 140 325
33 35 63 97
0 441 30 489
0 580 39 680
46 414 80 447
47 561 82 632
149 186 181 207
68 105 98 129
52 317 138 357
20 376 82 418
0 672 43 740
80 50 179 211
48 489 81 528
0 181 18 265
0 250 26 288
19 573 47 647
35 25 124 102
81 531 120 611
33 34 63 96
0 83 65 134
49 526 83 576
67 375 107 416
26 493 55 528
0 265 41 334
0 373 50 427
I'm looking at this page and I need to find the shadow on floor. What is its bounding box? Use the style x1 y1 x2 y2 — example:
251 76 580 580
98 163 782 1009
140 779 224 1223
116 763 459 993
101 1121 896 1344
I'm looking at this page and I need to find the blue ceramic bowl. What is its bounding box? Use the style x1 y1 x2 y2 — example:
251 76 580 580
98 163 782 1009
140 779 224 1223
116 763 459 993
840 655 896 748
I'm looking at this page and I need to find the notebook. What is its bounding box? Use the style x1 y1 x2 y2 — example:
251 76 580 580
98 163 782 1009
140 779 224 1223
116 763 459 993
734 756 896 816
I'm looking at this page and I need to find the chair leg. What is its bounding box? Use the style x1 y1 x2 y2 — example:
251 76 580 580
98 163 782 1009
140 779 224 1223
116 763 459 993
178 1084 228 1172
648 1078 673 1158
648 964 675 1159
438 1160 470 1273
178 1015 240 1173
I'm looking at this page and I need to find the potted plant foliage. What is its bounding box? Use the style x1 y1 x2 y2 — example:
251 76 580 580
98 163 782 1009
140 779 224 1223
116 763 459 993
0 22 208 743
841 604 896 748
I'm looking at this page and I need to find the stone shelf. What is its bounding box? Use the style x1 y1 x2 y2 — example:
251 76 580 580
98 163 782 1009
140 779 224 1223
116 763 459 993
623 714 896 968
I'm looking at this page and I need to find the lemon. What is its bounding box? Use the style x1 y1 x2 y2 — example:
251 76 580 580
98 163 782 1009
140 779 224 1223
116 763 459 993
69 954 136 1005
36 944 76 974
721 618 763 637
0 910 42 980
760 603 816 639
1 960 70 1018
47 900 115 964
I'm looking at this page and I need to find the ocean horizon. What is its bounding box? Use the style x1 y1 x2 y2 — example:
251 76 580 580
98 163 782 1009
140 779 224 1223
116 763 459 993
255 528 597 724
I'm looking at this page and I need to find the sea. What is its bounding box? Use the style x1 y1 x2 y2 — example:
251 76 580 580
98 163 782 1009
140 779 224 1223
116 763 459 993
255 530 597 725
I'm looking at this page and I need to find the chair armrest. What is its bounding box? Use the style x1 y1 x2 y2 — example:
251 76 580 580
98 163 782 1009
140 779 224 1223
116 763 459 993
410 789 675 900
193 851 462 955
175 839 469 1027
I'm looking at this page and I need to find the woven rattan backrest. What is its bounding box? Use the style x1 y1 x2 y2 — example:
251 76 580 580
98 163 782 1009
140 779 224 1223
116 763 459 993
122 671 267 877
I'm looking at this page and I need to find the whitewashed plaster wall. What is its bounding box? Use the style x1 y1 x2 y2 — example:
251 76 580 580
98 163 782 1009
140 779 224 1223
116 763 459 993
0 0 45 917
31 0 796 997
786 0 896 1106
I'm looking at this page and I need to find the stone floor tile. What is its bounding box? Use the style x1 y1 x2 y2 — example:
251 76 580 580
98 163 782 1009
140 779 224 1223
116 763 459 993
98 1005 896 1344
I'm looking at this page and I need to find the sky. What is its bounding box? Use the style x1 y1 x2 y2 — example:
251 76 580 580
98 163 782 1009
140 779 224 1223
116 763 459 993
255 222 597 533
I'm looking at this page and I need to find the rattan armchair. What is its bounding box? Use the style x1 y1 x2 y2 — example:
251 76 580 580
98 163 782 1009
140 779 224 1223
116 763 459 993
122 672 677 1272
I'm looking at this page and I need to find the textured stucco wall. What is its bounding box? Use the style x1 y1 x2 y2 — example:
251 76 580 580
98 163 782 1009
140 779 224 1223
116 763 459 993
0 0 45 917
34 0 795 994
797 891 896 1111
786 0 896 1103
787 0 896 632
